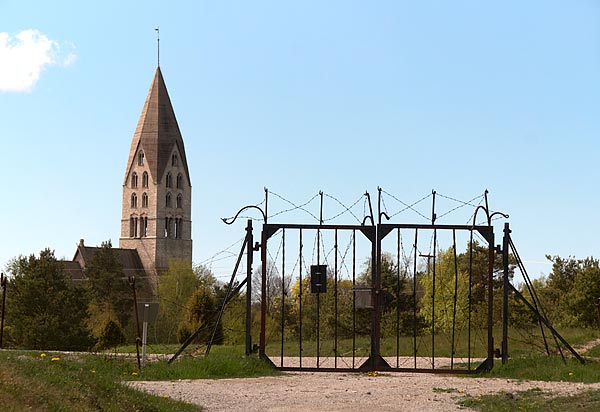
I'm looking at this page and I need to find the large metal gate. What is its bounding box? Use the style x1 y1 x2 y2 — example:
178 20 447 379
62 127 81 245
259 221 496 373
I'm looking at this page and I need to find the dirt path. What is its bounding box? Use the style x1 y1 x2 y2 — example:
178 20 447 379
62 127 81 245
131 372 600 412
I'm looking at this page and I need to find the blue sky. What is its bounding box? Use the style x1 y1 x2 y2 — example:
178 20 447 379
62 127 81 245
1 1 599 282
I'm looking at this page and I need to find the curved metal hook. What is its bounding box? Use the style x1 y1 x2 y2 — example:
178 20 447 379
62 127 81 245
379 211 390 222
222 205 267 225
489 211 510 221
472 205 490 227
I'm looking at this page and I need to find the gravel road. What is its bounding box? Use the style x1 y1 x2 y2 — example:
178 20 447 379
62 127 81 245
131 371 600 411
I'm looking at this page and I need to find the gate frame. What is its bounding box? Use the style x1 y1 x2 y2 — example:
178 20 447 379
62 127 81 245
259 221 497 373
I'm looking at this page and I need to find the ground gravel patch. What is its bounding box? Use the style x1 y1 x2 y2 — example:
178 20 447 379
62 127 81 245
130 372 600 411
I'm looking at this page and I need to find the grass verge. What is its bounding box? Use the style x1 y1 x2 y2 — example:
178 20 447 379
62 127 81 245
459 355 600 411
0 346 277 411
460 388 600 412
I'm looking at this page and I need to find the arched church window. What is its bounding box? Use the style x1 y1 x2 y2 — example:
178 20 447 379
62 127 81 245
142 193 148 208
130 216 138 238
131 172 138 188
140 216 148 237
165 217 172 238
176 193 183 208
138 151 144 166
142 172 148 188
172 153 178 166
166 192 172 208
131 193 138 208
176 173 183 189
166 172 173 188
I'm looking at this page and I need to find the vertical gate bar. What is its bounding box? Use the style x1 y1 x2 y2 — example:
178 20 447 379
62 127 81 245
432 228 437 369
396 228 401 368
468 230 473 370
299 229 303 367
502 223 510 364
372 222 381 369
352 229 356 368
245 220 253 357
451 229 458 369
413 229 418 369
487 231 495 370
317 193 323 368
334 229 339 369
280 228 285 367
316 291 321 368
431 192 437 370
260 228 267 359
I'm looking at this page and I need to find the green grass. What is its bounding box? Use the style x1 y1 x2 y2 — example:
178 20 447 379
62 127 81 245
0 350 200 412
459 354 600 411
263 326 599 360
480 355 600 383
0 346 277 411
460 388 600 412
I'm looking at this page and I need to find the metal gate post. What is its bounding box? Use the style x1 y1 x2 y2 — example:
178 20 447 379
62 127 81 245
487 231 495 370
245 219 253 356
502 222 511 364
371 228 381 369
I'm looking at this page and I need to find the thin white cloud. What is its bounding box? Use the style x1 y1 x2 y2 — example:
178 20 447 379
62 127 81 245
0 29 76 93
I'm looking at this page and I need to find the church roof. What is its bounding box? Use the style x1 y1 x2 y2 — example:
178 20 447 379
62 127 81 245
125 66 191 185
72 244 146 276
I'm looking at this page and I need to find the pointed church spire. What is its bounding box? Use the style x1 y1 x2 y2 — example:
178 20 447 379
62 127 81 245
125 67 191 186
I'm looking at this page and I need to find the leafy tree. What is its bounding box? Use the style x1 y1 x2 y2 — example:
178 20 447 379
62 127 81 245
560 257 600 327
96 318 126 350
84 241 132 334
5 249 94 350
419 247 470 332
156 259 198 343
358 253 416 336
177 283 224 345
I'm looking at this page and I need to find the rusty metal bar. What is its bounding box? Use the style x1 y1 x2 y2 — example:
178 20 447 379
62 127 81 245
451 229 458 369
502 222 510 364
299 229 303 368
432 227 437 369
486 231 495 371
246 220 254 356
334 229 338 368
413 229 418 369
396 228 401 368
280 228 285 365
352 229 356 368
468 229 473 370
268 223 491 231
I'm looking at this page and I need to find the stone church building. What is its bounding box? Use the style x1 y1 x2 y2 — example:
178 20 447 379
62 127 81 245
63 65 192 283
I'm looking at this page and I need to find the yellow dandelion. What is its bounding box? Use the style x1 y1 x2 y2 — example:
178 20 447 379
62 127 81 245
51 357 60 361
569 372 574 376
132 372 139 376
91 370 96 374
162 395 170 399
40 353 47 358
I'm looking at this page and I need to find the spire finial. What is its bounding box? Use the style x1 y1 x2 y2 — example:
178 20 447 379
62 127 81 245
155 27 160 67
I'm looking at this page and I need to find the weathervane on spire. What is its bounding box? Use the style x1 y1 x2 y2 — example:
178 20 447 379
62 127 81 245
155 26 160 67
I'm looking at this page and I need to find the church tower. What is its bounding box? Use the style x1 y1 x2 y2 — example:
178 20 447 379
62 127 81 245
119 66 192 277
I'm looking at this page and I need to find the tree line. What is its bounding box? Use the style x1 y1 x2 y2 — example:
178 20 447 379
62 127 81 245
2 241 599 352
